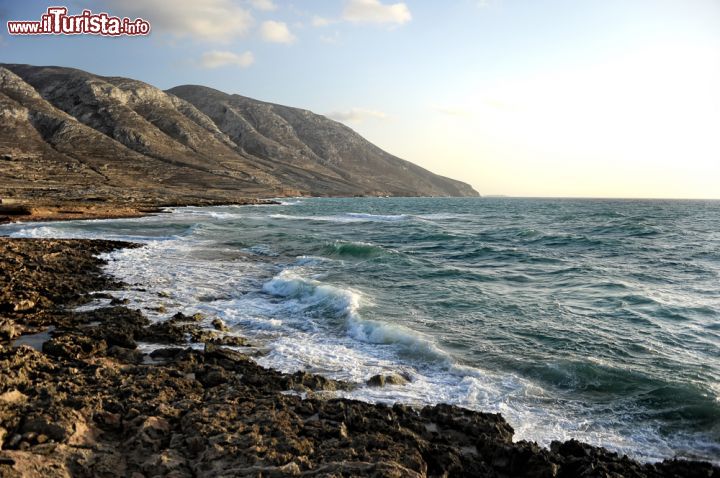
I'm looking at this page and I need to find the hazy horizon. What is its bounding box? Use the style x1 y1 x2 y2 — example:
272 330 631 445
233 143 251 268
2 0 718 199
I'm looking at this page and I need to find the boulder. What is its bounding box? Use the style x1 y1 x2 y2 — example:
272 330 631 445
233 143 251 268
0 319 20 341
367 373 409 387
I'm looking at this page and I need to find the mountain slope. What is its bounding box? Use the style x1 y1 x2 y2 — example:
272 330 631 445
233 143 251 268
168 85 478 197
0 64 478 204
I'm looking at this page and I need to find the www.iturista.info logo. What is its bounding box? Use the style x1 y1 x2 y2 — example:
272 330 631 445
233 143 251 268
7 6 151 36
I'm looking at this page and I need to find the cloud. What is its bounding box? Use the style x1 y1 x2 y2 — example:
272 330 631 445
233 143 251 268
342 0 411 25
90 0 253 42
249 0 276 11
200 50 255 68
311 15 333 27
327 108 387 122
260 20 296 44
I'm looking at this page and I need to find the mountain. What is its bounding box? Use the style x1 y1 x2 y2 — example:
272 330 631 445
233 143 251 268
0 64 478 205
167 85 478 197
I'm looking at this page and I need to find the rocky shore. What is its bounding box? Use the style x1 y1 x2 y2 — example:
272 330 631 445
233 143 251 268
0 237 717 477
0 198 280 225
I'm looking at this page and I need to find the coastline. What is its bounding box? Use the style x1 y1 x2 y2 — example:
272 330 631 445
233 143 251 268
0 198 281 225
0 235 717 477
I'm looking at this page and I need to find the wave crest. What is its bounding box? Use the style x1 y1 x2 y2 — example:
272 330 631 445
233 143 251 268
262 270 447 361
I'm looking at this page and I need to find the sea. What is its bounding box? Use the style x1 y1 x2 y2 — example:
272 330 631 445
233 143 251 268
3 197 719 463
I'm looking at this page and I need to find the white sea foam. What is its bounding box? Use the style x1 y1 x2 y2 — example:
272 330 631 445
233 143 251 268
293 255 337 266
345 213 409 221
415 213 473 221
268 214 357 223
269 213 409 223
10 225 70 238
260 268 453 367
242 244 278 256
346 317 448 361
263 270 361 318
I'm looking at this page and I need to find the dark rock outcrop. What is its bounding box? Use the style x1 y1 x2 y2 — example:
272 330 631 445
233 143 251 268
367 373 410 387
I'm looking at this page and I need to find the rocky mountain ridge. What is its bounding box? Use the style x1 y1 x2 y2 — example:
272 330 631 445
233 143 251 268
0 64 478 205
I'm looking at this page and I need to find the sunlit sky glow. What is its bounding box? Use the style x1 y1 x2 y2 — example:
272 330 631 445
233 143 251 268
2 0 719 198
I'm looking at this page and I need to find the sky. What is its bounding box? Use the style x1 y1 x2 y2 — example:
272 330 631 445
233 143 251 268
1 0 719 199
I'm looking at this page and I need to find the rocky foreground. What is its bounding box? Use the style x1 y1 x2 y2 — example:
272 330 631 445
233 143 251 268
0 238 717 477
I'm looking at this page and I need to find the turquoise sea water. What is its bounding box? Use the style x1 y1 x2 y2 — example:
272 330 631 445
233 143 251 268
4 197 719 462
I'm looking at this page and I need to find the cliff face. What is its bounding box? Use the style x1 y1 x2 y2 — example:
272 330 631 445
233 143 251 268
0 64 478 203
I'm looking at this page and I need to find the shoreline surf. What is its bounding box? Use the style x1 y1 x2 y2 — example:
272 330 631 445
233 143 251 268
0 235 717 476
2 197 718 466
